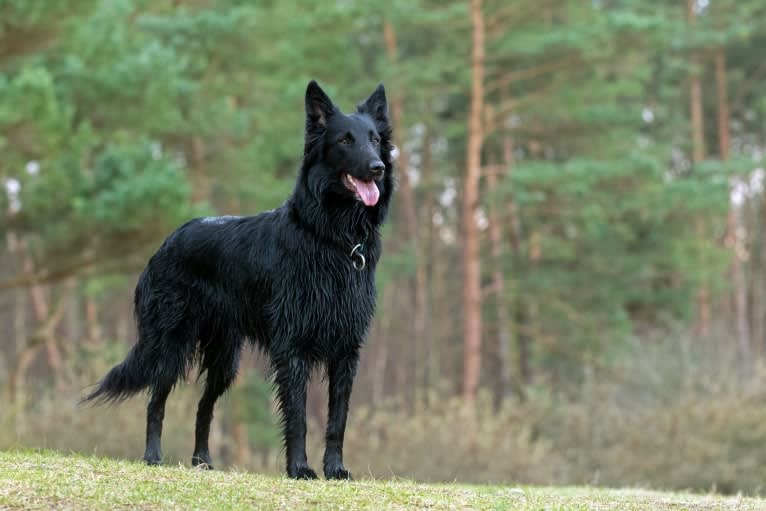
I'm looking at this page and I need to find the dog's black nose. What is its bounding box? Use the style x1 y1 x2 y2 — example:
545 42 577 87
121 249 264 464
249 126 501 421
369 161 385 176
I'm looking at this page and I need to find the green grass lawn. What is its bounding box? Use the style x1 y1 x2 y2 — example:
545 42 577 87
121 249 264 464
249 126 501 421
0 450 762 510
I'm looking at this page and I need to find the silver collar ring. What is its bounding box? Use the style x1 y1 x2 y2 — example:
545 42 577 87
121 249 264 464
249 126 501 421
350 243 365 271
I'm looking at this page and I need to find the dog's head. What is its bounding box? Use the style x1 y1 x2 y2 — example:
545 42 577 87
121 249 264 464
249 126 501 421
303 81 393 208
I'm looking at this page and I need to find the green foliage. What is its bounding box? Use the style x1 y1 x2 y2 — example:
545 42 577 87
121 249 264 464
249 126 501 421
502 152 730 370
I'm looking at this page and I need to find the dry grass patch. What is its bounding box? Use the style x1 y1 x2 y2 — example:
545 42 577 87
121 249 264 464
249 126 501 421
1 450 764 510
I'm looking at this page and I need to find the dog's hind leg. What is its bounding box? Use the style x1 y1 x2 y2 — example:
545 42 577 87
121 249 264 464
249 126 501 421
144 382 173 465
142 327 195 466
273 354 316 479
192 337 243 469
323 352 358 480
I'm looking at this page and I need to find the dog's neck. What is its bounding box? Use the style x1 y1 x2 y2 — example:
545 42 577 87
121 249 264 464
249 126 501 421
287 174 380 252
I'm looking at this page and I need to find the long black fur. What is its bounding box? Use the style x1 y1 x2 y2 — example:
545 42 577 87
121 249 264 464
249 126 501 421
82 81 394 480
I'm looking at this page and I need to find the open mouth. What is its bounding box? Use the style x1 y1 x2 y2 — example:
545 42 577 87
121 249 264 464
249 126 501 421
343 174 380 206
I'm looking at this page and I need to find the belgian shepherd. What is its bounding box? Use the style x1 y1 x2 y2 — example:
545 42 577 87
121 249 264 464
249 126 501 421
83 81 394 480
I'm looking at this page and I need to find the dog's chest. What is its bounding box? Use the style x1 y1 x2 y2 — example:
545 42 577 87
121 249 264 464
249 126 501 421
269 250 376 350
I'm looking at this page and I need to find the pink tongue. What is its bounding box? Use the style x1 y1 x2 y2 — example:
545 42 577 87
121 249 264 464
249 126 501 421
354 179 380 206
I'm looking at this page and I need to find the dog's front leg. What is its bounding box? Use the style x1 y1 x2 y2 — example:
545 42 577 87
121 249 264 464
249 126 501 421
323 353 358 480
274 355 316 479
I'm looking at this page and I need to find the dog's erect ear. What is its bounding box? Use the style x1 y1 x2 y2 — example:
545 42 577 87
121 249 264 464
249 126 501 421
305 80 336 128
358 83 389 125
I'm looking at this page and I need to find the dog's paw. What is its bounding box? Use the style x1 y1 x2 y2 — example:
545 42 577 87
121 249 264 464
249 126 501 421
143 452 162 466
324 465 353 481
288 464 318 480
192 451 214 470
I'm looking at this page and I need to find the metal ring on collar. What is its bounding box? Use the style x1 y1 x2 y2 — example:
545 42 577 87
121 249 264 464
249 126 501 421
350 243 366 271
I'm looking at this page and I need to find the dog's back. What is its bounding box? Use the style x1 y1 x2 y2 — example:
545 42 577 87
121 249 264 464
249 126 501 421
83 213 275 403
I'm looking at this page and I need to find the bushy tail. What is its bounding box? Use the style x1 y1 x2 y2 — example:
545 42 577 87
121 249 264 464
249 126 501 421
80 345 153 405
82 268 198 406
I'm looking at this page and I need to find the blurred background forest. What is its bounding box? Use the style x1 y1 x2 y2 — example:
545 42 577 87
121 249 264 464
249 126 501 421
3 0 766 495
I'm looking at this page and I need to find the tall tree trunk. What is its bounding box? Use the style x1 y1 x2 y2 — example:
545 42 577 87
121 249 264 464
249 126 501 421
371 288 394 405
190 136 210 203
65 279 81 346
487 168 512 401
462 0 485 404
382 21 417 246
498 141 532 390
717 47 752 369
751 197 764 361
232 420 250 468
420 126 436 399
8 234 27 356
519 230 543 385
761 194 766 359
687 0 710 337
431 233 449 392
115 293 131 345
383 19 427 408
719 49 735 335
486 149 515 401
85 297 102 346
715 50 731 161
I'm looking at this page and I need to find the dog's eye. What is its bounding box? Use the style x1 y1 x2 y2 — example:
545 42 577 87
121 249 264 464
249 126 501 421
339 135 353 145
371 136 381 146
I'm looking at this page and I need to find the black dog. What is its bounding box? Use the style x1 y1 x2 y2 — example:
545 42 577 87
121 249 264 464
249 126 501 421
83 81 394 480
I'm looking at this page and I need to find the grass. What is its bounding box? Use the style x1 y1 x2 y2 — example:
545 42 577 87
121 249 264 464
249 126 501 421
1 450 763 510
